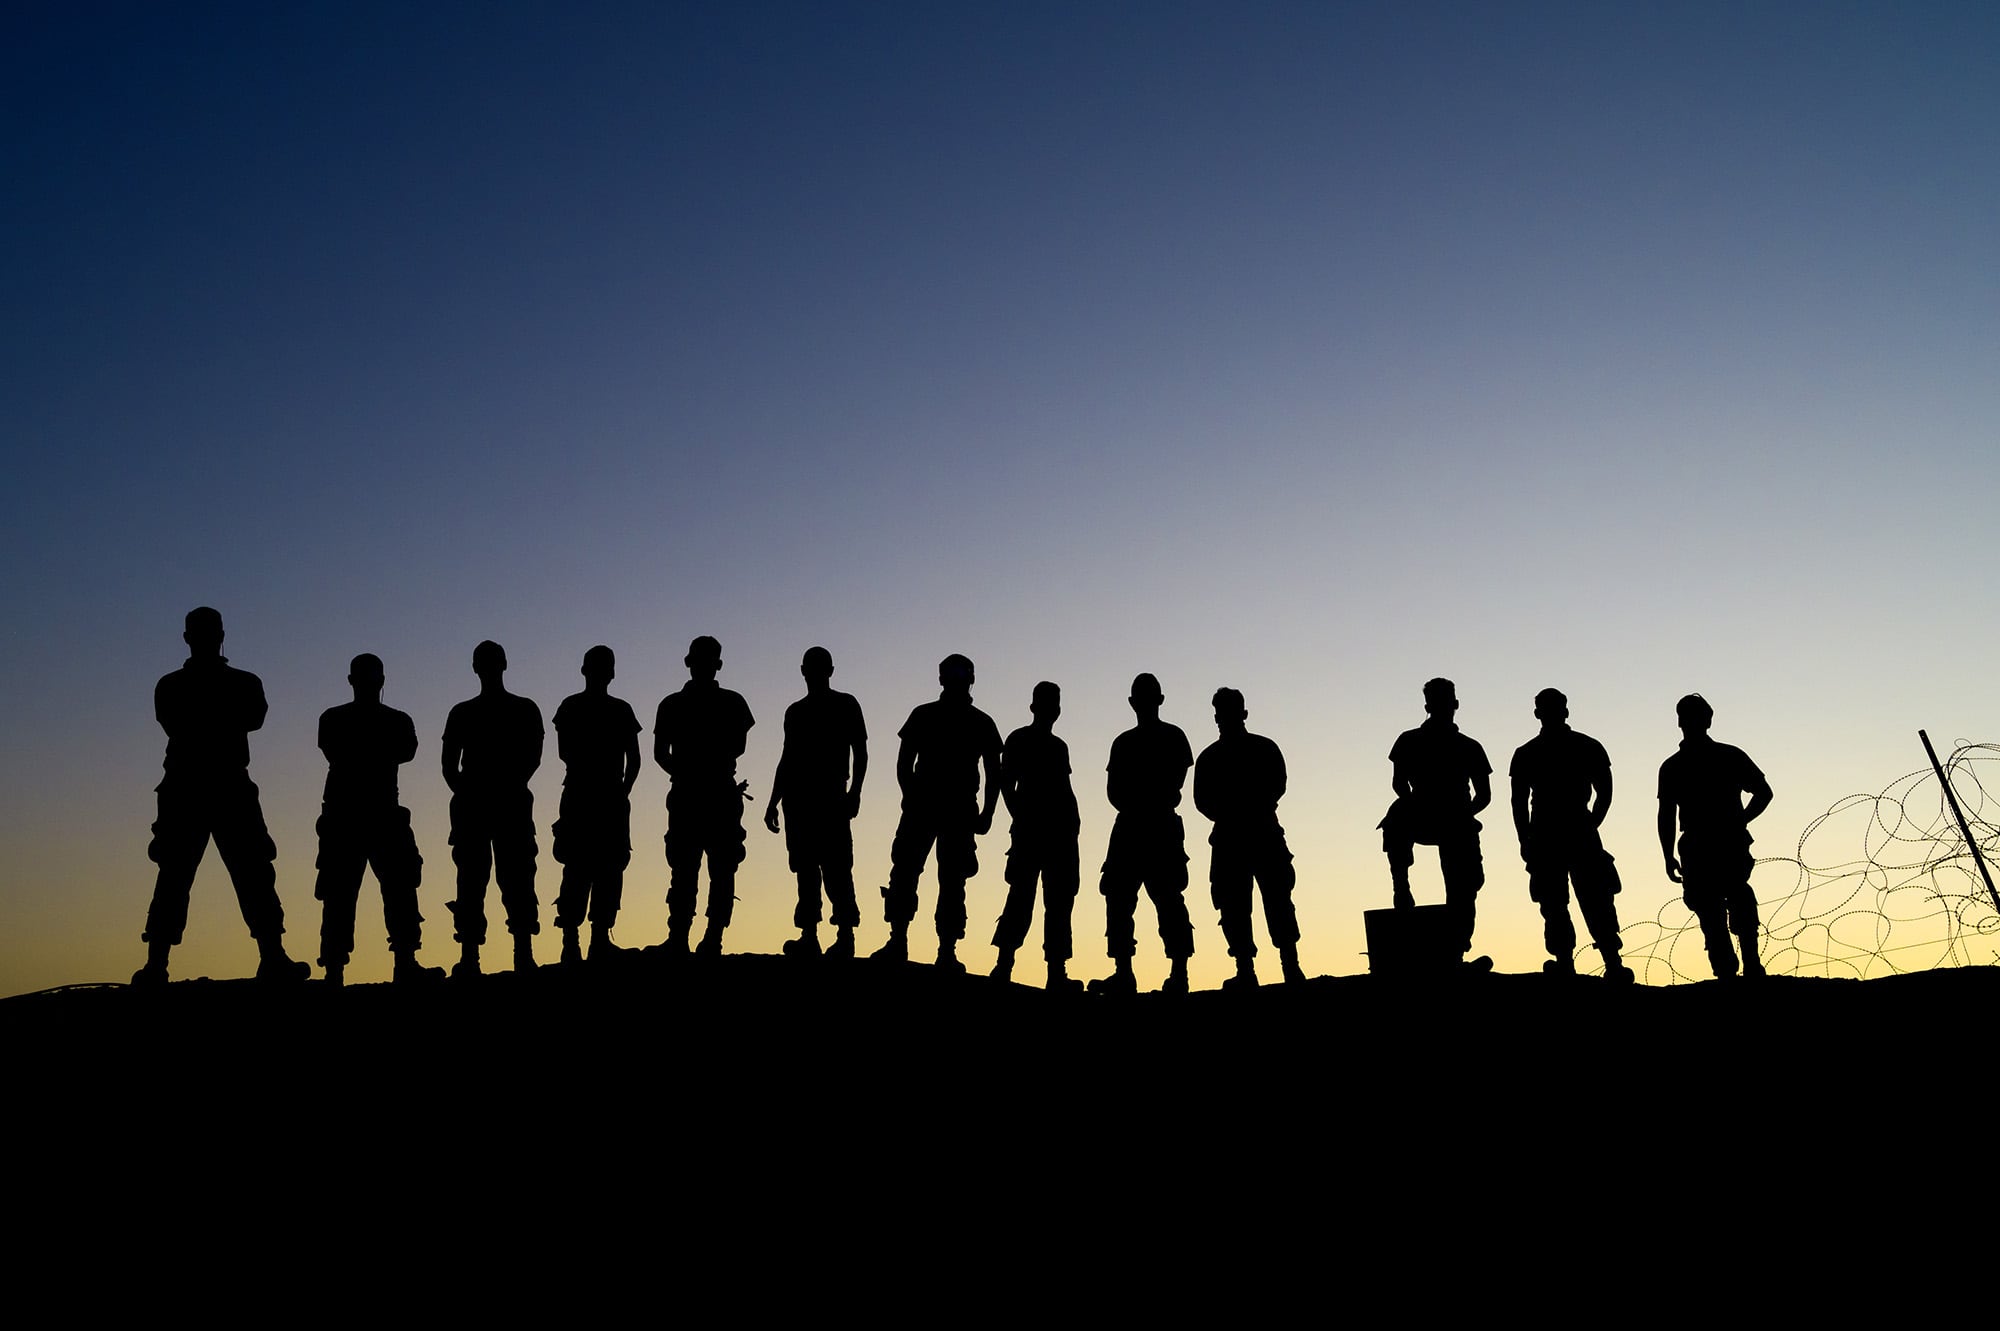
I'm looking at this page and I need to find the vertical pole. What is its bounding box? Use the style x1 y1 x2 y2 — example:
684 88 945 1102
1919 730 2000 915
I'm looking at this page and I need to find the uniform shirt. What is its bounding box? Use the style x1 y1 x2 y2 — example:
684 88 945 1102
899 696 1002 803
1510 724 1610 831
777 689 866 804
1194 731 1288 826
156 656 267 777
319 700 418 808
655 680 755 786
554 691 641 790
1389 718 1491 820
1106 721 1194 814
1002 725 1080 831
443 691 545 795
1658 738 1765 843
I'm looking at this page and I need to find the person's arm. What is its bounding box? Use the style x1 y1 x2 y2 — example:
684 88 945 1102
441 714 462 794
1391 759 1413 799
1193 752 1217 823
1743 770 1773 825
1511 769 1531 853
847 737 868 820
621 727 641 798
764 755 785 833
1590 766 1612 829
395 712 418 767
1658 797 1680 883
976 741 1002 835
1468 769 1492 819
245 676 269 733
654 703 674 777
528 707 543 778
998 737 1022 821
896 733 916 796
1272 742 1287 806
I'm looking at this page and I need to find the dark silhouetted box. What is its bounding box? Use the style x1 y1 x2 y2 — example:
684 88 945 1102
1363 904 1459 975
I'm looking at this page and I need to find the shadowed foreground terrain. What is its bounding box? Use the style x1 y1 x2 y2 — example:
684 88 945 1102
10 960 1985 1307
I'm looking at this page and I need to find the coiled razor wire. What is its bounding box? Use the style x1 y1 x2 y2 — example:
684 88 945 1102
1615 741 2000 984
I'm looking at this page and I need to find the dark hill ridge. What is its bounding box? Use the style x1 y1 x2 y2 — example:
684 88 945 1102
10 961 1987 1303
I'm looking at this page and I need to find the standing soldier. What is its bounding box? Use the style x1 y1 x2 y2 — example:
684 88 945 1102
1510 688 1632 982
314 653 441 987
1381 677 1493 970
1092 674 1196 996
1194 687 1304 990
442 640 544 977
132 607 309 986
551 645 642 964
653 635 755 957
874 653 1002 971
765 646 868 960
1658 694 1773 979
990 682 1082 990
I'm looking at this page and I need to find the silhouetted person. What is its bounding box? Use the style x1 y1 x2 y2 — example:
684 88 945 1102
1510 688 1632 983
653 635 755 957
132 608 308 986
1194 687 1304 989
1658 693 1772 979
552 645 642 964
1092 673 1195 996
991 682 1082 990
442 640 544 977
875 654 1001 971
1381 677 1493 970
765 646 867 960
313 654 442 987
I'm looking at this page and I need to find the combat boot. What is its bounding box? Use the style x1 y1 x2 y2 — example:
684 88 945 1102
393 950 443 985
453 941 482 980
1221 958 1260 992
560 927 584 966
935 939 965 974
1740 949 1766 979
1158 957 1189 997
870 922 909 962
254 936 310 984
1046 958 1082 994
513 935 537 972
783 929 823 960
826 926 856 960
1089 961 1138 997
1279 946 1307 985
990 947 1016 982
696 925 725 958
589 923 625 962
1602 954 1635 984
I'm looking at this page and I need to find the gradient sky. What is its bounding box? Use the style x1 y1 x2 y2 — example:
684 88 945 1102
4 1 1996 994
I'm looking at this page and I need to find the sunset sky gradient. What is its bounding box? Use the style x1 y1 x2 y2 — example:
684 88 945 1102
4 1 1996 993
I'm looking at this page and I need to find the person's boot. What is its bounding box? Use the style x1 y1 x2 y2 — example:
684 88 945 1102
1544 956 1577 977
1222 956 1260 992
393 949 443 985
131 940 172 989
826 926 856 961
1391 871 1415 911
1046 958 1083 994
784 927 823 959
1740 943 1766 979
696 923 725 958
1602 951 1634 984
453 939 482 980
560 926 584 966
513 935 537 973
322 959 345 990
935 938 964 974
989 946 1016 982
1279 946 1306 985
870 921 909 962
1090 958 1138 996
255 935 310 984
589 922 624 961
1158 956 1189 997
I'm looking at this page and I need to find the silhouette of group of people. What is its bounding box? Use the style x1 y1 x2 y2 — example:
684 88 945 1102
134 609 1775 990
